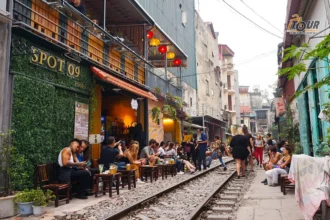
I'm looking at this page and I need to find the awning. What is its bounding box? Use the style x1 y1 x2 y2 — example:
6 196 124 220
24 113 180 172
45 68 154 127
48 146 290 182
182 121 206 129
91 66 157 101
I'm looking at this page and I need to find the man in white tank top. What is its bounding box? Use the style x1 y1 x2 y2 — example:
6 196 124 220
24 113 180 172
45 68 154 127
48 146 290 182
57 139 90 199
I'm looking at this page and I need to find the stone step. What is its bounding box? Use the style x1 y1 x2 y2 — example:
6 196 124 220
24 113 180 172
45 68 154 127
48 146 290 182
211 207 233 212
223 191 240 195
215 201 236 206
207 215 230 220
220 195 237 201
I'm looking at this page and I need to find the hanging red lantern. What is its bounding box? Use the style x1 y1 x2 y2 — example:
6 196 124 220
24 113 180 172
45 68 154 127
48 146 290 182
158 45 167 54
147 31 154 39
173 58 181 66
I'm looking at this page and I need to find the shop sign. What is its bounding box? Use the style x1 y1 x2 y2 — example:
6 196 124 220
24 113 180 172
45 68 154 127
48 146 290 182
74 102 89 140
131 99 138 110
30 47 80 78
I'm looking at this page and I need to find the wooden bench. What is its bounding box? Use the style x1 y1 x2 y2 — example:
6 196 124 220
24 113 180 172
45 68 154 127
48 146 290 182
118 169 136 190
34 163 70 207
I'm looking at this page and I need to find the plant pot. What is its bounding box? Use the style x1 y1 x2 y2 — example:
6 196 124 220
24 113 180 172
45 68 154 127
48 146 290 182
0 195 18 218
17 202 33 216
32 205 46 216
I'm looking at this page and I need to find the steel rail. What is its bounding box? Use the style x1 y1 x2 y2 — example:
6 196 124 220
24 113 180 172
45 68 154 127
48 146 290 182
105 158 234 220
186 169 237 220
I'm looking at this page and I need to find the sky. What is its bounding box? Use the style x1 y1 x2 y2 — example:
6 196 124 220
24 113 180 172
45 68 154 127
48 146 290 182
198 0 287 97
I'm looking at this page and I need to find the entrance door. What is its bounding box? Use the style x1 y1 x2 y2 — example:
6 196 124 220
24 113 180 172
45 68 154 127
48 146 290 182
227 75 231 89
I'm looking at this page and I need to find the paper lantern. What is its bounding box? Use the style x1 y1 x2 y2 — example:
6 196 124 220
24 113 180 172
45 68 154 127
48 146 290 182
149 38 160 47
147 31 154 39
173 58 181 66
158 45 167 54
166 52 175 60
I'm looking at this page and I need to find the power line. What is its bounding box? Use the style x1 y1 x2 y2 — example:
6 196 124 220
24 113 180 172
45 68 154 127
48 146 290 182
219 0 282 39
240 0 283 34
235 50 277 65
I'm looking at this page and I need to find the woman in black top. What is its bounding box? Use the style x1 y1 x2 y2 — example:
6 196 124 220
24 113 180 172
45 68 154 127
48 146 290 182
230 133 252 178
243 125 255 172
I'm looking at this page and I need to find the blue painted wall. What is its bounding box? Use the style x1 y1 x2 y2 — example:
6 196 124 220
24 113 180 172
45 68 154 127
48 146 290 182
136 0 197 89
296 59 330 156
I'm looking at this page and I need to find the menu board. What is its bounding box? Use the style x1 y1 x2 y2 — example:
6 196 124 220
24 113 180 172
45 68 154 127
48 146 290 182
74 102 89 140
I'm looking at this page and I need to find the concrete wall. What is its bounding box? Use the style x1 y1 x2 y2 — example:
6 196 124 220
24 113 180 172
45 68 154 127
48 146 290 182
195 12 222 119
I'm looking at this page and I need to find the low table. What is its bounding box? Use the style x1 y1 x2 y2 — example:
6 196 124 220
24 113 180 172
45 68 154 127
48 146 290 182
95 173 121 198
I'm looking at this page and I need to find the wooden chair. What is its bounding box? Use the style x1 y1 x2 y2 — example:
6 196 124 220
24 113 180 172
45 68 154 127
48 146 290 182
279 174 295 195
140 166 158 183
118 169 136 190
34 163 70 207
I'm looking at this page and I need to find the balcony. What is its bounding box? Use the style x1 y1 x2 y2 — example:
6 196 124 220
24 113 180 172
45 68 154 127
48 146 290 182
228 85 235 94
185 104 222 120
12 0 186 92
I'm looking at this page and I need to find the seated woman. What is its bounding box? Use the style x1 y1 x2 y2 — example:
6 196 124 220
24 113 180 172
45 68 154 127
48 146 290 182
165 142 184 174
264 144 292 186
261 146 282 184
177 147 196 173
122 141 145 184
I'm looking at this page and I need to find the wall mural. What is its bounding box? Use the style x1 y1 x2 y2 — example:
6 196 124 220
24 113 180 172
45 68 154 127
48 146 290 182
148 101 164 143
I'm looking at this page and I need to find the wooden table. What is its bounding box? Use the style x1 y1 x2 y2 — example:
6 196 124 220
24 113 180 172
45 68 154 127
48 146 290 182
94 173 121 198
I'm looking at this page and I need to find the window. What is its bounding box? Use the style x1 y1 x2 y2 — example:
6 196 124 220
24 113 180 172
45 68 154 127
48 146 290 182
190 97 193 107
211 89 214 96
206 80 210 96
182 11 187 26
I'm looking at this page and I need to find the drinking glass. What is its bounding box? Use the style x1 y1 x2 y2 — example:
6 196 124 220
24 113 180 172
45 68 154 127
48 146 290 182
99 164 104 173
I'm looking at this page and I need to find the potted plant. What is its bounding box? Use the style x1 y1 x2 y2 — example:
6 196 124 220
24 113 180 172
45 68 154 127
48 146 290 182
0 130 18 218
32 188 55 216
151 107 161 122
14 189 34 216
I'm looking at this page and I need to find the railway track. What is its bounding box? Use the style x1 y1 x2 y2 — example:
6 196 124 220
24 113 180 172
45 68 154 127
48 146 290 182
103 159 237 220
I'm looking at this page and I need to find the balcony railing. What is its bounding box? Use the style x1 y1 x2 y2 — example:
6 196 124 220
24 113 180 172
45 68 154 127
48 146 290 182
13 0 174 89
185 104 222 120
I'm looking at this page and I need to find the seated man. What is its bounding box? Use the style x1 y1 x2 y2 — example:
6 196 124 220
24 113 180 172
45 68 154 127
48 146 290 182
206 136 227 171
140 139 159 165
99 137 123 171
68 0 86 15
57 139 90 199
165 142 184 174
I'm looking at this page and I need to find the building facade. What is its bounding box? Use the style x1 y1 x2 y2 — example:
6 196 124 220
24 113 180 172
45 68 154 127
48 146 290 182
280 0 330 156
188 12 225 141
219 44 240 127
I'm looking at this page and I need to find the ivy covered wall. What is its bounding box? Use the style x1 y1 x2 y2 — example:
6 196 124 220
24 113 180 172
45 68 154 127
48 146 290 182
10 34 92 189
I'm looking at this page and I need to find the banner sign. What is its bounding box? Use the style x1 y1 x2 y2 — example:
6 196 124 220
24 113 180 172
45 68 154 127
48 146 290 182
74 102 89 140
275 97 285 117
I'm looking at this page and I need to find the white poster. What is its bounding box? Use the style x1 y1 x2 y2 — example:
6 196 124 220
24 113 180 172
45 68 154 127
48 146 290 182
74 102 89 140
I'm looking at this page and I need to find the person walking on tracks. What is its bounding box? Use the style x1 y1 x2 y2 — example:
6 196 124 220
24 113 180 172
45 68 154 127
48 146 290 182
229 132 252 178
206 136 227 171
196 129 208 171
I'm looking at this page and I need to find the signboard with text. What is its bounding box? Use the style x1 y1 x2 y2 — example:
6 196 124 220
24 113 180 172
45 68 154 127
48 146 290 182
275 97 285 117
74 102 89 140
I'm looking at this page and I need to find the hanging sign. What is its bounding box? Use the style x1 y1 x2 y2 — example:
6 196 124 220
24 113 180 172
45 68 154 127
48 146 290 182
131 99 138 110
275 97 285 117
74 102 89 140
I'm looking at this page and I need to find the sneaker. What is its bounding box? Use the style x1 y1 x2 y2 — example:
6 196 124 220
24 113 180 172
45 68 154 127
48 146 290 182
223 167 227 171
136 179 145 184
178 171 184 175
261 179 267 183
207 164 210 168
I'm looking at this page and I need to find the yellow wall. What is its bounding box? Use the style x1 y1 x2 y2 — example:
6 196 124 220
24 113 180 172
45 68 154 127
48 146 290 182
163 118 182 143
148 100 164 143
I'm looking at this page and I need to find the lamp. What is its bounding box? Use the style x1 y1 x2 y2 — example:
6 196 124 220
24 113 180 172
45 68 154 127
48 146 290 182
149 38 160 47
158 45 167 54
173 58 181 66
147 31 154 39
166 52 175 60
